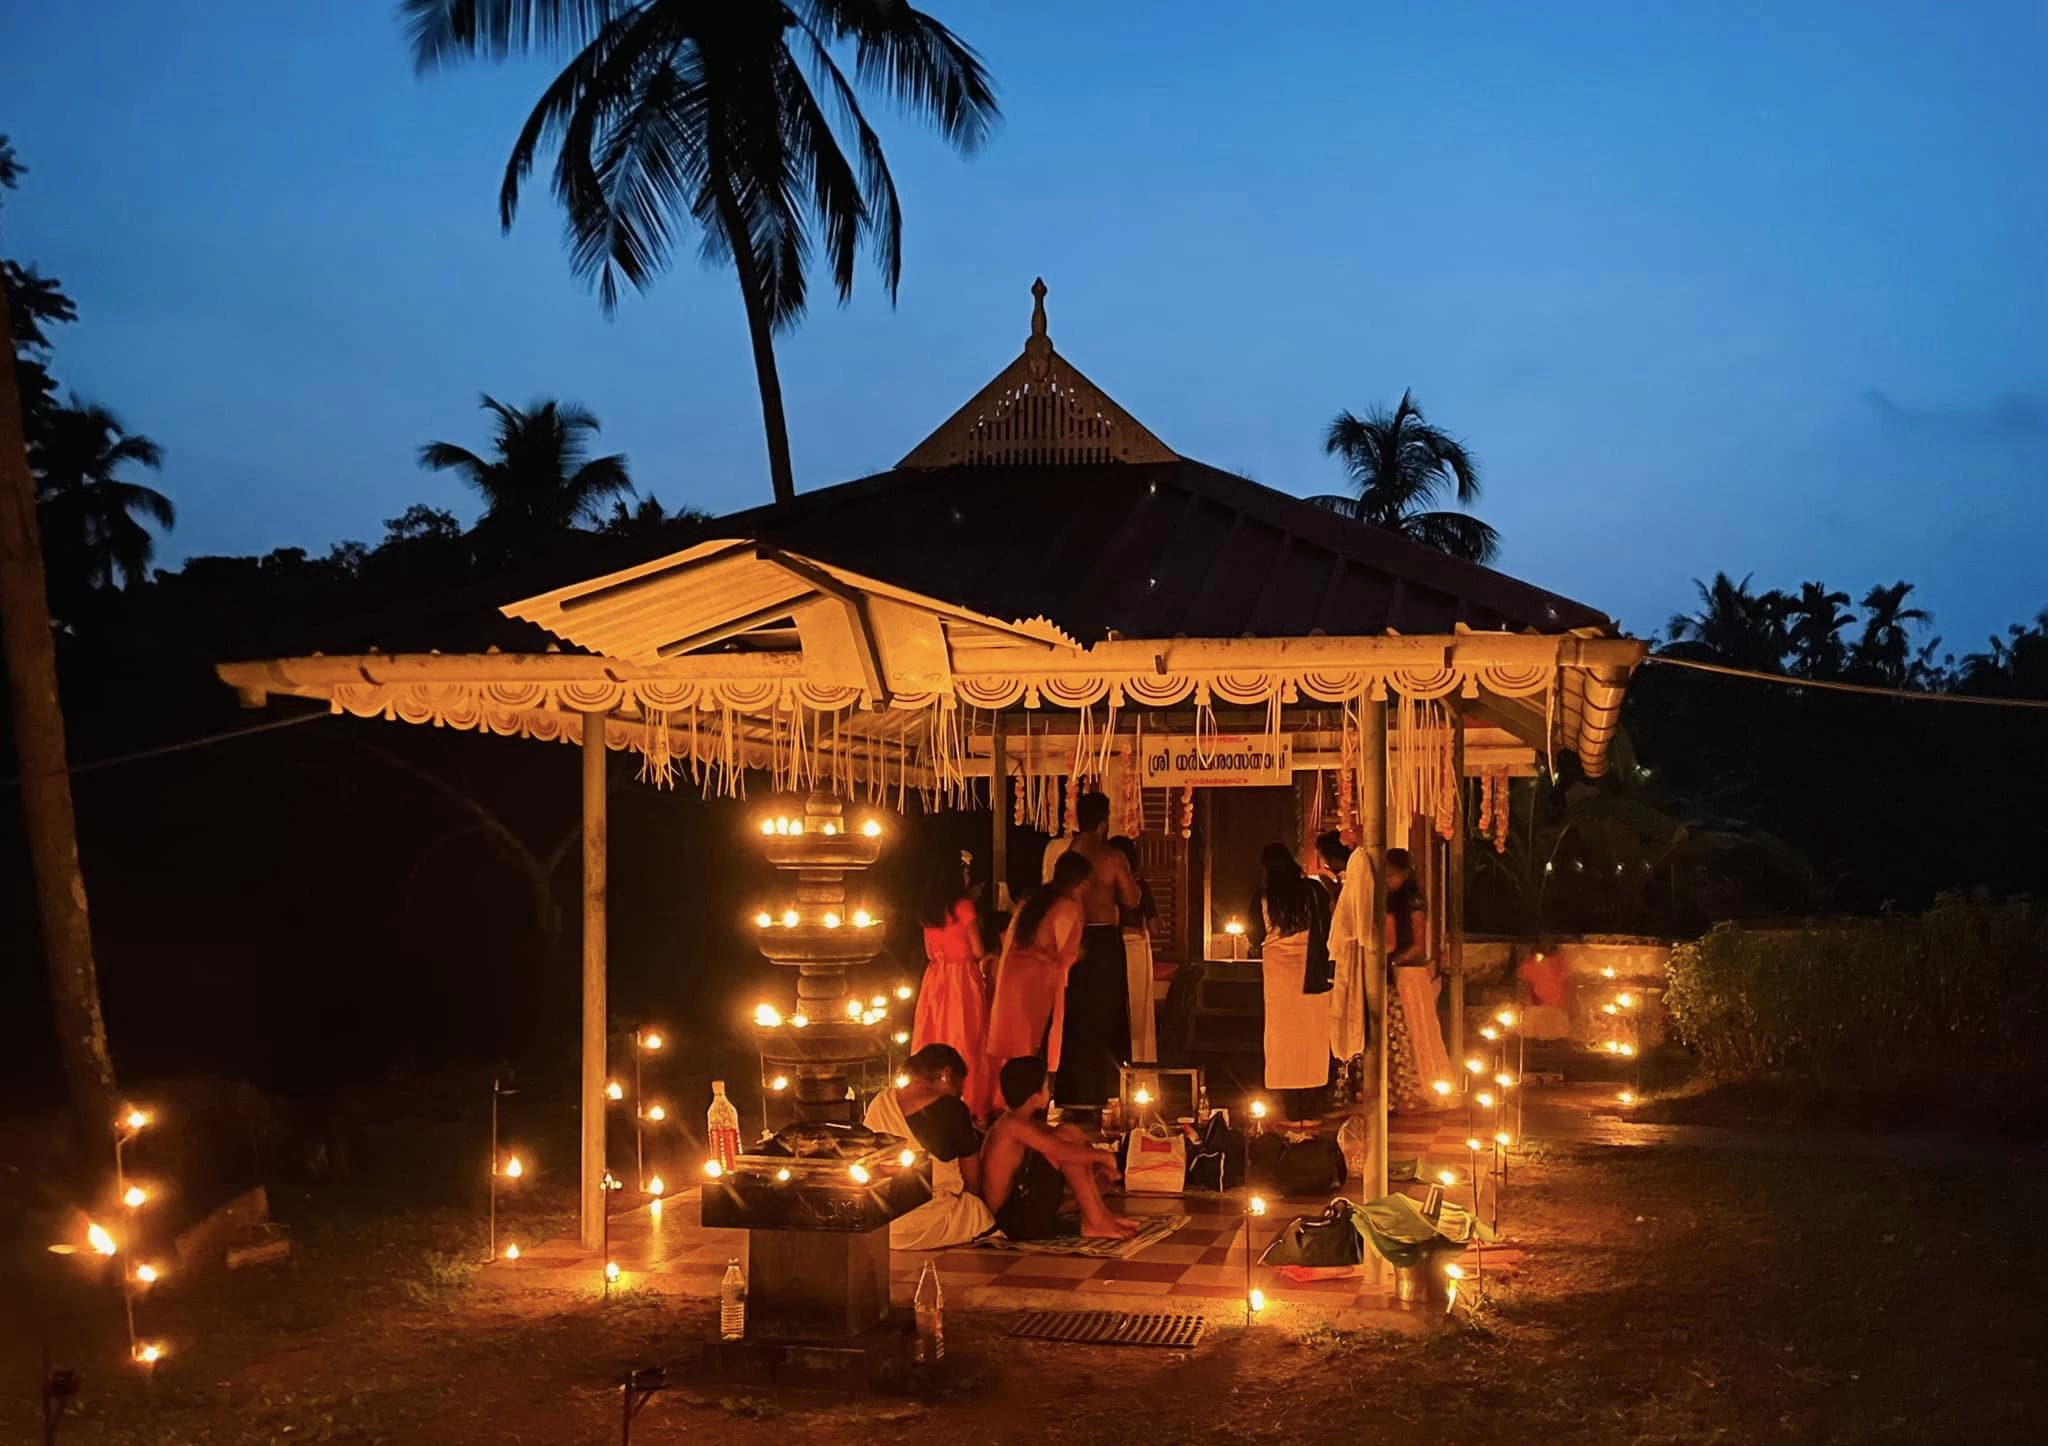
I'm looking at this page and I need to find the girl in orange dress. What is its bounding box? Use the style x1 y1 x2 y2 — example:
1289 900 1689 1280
915 878 999 1120
985 852 1093 1082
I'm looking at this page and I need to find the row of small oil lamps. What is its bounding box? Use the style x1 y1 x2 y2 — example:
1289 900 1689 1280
758 814 884 838
51 1107 171 1369
751 907 880 930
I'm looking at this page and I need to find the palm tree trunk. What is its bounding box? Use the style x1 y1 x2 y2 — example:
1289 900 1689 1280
712 183 796 507
0 277 120 1147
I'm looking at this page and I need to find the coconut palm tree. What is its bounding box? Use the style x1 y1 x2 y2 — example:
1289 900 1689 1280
1851 581 1933 687
1664 573 1791 672
1309 390 1497 562
402 0 1000 508
419 395 633 556
1784 581 1854 678
32 399 174 593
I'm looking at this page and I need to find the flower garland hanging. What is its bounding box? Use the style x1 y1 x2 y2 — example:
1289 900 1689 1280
1337 710 1358 839
1179 784 1195 840
1488 767 1511 853
1436 726 1458 841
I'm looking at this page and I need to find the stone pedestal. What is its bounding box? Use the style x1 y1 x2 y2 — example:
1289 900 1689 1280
746 1224 890 1340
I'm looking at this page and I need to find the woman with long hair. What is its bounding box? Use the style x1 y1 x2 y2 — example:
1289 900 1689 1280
1384 848 1453 1111
1251 842 1336 1122
915 872 998 1120
985 852 1094 1084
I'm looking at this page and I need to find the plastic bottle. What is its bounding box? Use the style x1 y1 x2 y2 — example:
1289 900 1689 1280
913 1259 944 1364
707 1081 742 1170
720 1258 746 1341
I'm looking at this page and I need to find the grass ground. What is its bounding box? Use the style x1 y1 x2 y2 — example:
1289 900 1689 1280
7 1094 2043 1445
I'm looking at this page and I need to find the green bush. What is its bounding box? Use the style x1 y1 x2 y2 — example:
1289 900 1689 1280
1666 896 2048 1097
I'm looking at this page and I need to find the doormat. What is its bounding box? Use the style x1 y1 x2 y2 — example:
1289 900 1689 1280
970 1213 1188 1258
1008 1310 1206 1349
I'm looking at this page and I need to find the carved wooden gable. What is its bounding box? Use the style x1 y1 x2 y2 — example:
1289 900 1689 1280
899 279 1178 468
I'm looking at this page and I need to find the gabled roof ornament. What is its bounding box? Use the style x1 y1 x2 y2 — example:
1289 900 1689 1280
899 278 1177 468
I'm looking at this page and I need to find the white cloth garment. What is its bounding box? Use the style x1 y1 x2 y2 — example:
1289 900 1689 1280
862 1087 993 1251
1325 845 1382 1060
1123 925 1158 1063
1040 832 1076 883
1259 903 1333 1090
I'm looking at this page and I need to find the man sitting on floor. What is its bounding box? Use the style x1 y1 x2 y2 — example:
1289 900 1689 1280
980 1055 1138 1241
863 1043 995 1250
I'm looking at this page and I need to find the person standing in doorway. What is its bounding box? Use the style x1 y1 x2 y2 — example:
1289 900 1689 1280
1056 793 1139 1109
1384 848 1452 1111
1111 835 1159 1063
1251 843 1336 1122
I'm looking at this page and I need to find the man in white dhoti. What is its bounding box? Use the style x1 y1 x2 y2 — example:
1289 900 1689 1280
862 1044 995 1250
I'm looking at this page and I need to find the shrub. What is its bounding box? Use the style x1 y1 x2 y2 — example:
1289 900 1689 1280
1665 896 2048 1101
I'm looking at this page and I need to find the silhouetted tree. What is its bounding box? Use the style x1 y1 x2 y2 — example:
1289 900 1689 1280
1310 390 1497 562
403 0 1001 507
419 395 632 559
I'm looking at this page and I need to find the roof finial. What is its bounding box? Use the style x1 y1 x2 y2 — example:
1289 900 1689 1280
1029 277 1048 341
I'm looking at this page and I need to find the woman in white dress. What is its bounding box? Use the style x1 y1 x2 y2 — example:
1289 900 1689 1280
1251 843 1335 1122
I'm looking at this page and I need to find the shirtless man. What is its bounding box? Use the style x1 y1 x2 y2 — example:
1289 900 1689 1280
1055 793 1141 1104
981 1056 1137 1241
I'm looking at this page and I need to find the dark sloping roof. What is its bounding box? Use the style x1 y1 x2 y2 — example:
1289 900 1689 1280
714 458 1614 643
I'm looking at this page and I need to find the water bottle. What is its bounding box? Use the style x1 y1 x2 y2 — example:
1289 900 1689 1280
913 1259 944 1363
720 1258 747 1341
707 1081 741 1170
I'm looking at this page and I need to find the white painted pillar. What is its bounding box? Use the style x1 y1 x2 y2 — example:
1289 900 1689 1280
1360 698 1390 1274
580 714 608 1252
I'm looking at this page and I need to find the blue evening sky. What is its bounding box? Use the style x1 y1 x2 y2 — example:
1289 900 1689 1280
4 2 2044 649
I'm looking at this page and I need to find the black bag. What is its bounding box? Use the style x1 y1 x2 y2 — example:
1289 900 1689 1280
1257 1198 1366 1269
1182 1114 1246 1191
1248 1133 1348 1197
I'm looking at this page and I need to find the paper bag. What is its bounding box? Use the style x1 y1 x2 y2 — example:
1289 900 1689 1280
1123 1125 1187 1195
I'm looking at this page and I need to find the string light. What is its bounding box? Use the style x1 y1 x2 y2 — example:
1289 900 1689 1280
754 1003 783 1028
647 1175 667 1196
606 1080 625 1101
503 1244 520 1260
849 1164 872 1185
122 1186 147 1209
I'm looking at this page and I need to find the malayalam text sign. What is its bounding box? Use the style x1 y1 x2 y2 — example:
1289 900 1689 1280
1137 733 1294 788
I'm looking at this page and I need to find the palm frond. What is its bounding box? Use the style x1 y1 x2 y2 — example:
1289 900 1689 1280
1399 510 1499 564
795 0 999 153
401 0 627 73
418 441 493 486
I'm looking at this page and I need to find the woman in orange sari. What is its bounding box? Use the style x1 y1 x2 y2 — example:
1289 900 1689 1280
915 876 999 1120
985 852 1093 1083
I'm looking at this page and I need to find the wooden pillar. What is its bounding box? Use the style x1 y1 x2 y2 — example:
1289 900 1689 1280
990 712 1010 911
1360 698 1389 1259
1448 718 1467 1064
1199 790 1214 957
580 714 608 1253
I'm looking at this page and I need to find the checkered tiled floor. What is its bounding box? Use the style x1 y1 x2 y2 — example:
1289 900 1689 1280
492 1109 1522 1321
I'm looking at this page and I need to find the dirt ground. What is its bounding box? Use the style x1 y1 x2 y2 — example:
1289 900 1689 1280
8 1095 2044 1445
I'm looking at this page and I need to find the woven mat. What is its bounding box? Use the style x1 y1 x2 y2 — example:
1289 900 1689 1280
970 1213 1190 1259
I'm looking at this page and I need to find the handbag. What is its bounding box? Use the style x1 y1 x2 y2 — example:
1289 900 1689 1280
1181 1113 1245 1191
1121 1124 1187 1195
1247 1132 1348 1196
1257 1198 1367 1269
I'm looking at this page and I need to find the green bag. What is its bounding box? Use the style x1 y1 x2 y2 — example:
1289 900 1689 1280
1355 1193 1492 1268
